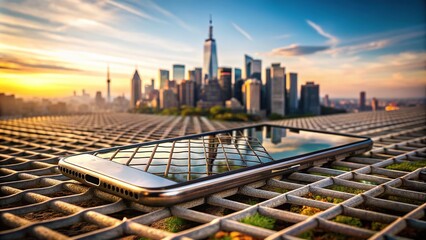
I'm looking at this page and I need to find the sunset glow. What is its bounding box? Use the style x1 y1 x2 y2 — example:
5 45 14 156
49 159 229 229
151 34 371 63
0 0 425 99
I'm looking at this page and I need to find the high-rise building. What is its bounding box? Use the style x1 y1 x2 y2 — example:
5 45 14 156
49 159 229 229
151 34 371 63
234 79 245 106
244 54 261 80
265 67 271 114
194 68 202 86
244 55 253 79
359 91 366 111
270 63 286 116
371 97 378 111
166 80 179 97
95 91 105 107
130 68 141 108
189 68 203 103
198 79 223 109
179 80 195 107
144 79 155 99
203 16 218 83
288 72 298 114
242 79 261 114
234 68 242 84
251 59 262 81
173 64 185 83
300 82 320 115
188 70 196 82
106 65 111 103
218 67 232 101
160 89 179 109
323 94 331 107
159 69 169 89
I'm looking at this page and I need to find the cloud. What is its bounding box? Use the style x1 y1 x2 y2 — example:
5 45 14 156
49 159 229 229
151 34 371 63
0 54 81 72
267 44 330 56
0 1 195 53
330 27 425 56
232 22 253 41
105 0 160 22
306 20 339 45
142 0 193 31
0 0 115 29
327 40 390 56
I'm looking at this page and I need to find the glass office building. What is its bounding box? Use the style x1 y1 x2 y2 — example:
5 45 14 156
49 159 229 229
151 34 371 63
203 17 218 84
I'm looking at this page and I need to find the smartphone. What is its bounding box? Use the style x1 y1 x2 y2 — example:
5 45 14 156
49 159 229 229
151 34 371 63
58 124 372 206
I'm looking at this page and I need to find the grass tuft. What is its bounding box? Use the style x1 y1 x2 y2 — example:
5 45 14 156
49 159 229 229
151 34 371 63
240 213 276 230
333 215 362 227
329 185 365 194
385 160 426 172
163 216 187 233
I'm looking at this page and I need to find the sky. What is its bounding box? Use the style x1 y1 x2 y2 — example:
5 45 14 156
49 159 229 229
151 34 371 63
0 0 425 99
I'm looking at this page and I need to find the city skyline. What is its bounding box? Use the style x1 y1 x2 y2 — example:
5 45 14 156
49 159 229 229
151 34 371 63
0 0 425 99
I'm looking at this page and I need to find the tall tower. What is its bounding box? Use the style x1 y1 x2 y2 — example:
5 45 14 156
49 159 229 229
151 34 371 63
107 65 111 103
159 69 169 89
300 82 320 115
270 63 286 116
218 67 232 101
288 72 298 114
242 79 261 114
359 91 366 111
130 68 141 108
203 15 218 85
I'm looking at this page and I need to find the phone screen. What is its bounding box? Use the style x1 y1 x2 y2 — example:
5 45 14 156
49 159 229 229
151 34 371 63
95 125 365 183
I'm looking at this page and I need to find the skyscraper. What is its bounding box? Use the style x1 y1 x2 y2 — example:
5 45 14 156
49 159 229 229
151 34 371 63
159 69 169 89
234 68 242 84
95 91 105 108
323 94 331 107
189 68 202 103
194 68 202 86
188 70 195 82
179 80 195 107
242 79 261 114
144 79 155 99
371 97 378 111
203 16 218 83
234 79 245 106
218 67 232 101
160 88 179 109
270 63 286 116
106 65 111 103
244 55 261 80
300 82 320 115
173 64 185 83
244 55 253 79
198 79 223 109
130 68 141 108
251 59 262 81
265 67 271 114
288 72 298 114
359 91 366 111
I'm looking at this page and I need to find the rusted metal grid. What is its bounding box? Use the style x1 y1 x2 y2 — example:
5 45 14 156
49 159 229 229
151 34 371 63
0 107 425 240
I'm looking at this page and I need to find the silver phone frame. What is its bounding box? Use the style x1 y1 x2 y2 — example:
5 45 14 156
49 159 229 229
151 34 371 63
58 124 373 206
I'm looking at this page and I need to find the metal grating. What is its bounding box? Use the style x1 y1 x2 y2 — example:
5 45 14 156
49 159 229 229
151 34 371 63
0 108 425 240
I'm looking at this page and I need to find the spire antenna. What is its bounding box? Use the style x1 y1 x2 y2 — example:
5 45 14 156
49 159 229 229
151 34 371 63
107 64 110 80
208 15 213 39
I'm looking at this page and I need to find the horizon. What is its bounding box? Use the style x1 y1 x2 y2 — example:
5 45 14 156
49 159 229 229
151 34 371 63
0 0 425 99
